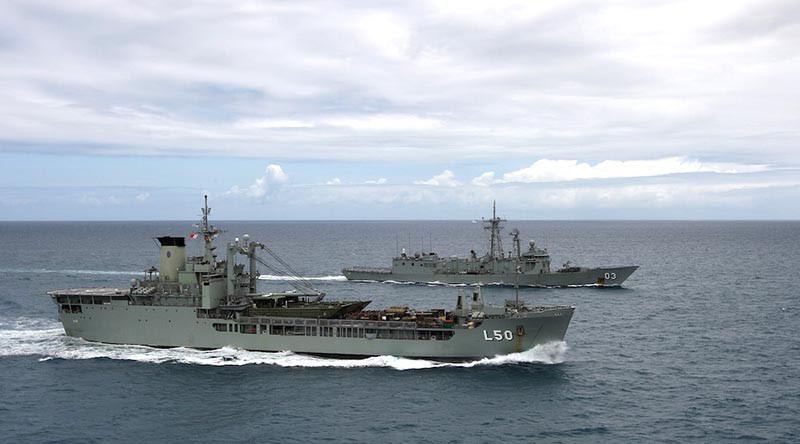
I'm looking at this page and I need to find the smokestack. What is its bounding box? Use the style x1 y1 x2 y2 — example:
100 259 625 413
157 236 186 282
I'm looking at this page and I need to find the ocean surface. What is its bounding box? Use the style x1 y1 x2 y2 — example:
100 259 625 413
1 220 798 443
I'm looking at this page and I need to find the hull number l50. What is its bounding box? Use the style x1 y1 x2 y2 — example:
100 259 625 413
483 330 513 341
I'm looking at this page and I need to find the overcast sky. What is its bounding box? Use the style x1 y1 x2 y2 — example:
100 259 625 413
1 0 798 220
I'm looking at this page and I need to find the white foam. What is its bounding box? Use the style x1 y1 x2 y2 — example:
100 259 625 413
425 281 469 287
383 280 416 285
0 321 568 369
384 280 502 288
258 275 347 282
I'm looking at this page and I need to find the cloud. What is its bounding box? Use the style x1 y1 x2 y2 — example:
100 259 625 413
355 12 411 60
414 170 461 187
228 164 288 198
234 119 315 129
323 114 443 131
471 171 496 187
484 157 770 184
2 0 796 168
1 1 799 220
323 177 388 186
299 168 800 218
79 193 121 206
136 192 150 202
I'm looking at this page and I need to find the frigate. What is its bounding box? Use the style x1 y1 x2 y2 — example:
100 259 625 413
47 197 574 360
343 202 638 287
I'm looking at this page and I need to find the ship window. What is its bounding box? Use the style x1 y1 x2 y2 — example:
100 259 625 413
228 324 233 332
240 324 256 334
61 305 83 314
269 325 310 336
213 323 227 332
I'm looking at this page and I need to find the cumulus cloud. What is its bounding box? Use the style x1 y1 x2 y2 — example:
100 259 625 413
365 178 387 185
228 164 288 198
136 192 150 202
325 178 342 185
414 170 461 187
471 171 496 187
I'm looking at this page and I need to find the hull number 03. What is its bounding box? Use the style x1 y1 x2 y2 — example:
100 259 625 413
483 330 514 341
604 272 617 280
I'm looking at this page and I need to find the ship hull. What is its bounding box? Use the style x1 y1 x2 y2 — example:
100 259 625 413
343 265 638 287
56 301 573 360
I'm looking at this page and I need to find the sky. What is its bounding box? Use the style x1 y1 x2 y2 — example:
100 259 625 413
0 0 798 220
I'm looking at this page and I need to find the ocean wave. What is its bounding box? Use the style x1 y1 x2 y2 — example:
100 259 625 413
0 321 567 369
0 316 62 331
258 275 347 282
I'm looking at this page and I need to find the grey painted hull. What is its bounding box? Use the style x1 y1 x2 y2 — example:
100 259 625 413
343 265 639 287
56 301 574 360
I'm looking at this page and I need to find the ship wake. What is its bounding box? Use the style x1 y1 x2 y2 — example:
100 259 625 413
1 319 568 370
258 274 347 282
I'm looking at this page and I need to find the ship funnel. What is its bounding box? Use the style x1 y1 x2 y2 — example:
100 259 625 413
157 236 186 282
471 286 485 311
455 290 469 318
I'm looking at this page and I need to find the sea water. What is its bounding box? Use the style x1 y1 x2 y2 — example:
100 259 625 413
0 220 798 443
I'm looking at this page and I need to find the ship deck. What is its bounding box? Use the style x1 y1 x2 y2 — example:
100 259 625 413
342 266 392 274
47 288 128 297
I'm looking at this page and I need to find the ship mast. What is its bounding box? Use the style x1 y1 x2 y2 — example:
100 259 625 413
200 195 220 263
482 201 506 260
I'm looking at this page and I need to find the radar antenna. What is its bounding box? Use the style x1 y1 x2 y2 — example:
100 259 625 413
191 195 223 263
482 201 506 260
510 228 521 259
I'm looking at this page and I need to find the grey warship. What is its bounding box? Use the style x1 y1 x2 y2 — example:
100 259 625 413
343 203 638 287
47 197 574 360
